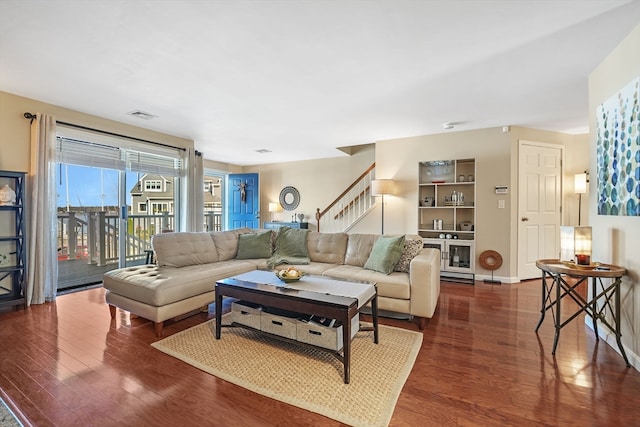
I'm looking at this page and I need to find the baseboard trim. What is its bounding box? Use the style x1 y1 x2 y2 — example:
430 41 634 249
474 274 520 284
584 317 639 372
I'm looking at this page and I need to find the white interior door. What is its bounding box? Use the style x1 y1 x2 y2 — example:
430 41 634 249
518 141 563 280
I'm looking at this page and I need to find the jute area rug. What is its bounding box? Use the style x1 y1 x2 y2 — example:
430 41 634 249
152 315 422 427
0 397 23 427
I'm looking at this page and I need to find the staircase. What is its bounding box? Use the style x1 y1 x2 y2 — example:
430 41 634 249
315 163 376 232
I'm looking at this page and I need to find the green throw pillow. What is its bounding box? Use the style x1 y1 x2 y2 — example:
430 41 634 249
266 226 310 269
236 230 273 259
364 235 406 274
274 227 309 258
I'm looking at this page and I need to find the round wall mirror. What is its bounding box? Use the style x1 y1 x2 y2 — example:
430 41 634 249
279 186 300 210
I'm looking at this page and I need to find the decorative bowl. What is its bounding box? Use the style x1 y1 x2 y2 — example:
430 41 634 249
276 267 305 283
560 261 601 270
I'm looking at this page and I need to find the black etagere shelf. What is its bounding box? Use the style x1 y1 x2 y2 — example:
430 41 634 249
0 171 26 309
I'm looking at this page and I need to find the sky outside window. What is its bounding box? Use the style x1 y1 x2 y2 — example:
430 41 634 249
56 164 138 209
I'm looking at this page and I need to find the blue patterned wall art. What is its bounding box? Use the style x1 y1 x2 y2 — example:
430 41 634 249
596 76 640 216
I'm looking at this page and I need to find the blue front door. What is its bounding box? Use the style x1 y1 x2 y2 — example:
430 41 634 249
225 173 259 230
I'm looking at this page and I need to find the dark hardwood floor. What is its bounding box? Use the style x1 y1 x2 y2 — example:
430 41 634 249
0 278 638 426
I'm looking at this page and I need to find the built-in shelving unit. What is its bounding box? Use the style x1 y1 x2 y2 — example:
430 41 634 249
0 171 26 309
418 159 476 283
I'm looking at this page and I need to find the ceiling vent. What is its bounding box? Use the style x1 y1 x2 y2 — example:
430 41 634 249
255 149 272 154
127 110 158 120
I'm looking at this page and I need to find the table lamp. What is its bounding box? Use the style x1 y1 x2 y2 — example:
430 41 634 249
560 226 592 265
268 202 278 222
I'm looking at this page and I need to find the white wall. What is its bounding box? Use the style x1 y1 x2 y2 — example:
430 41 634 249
588 23 640 368
374 126 588 281
3 90 592 282
562 133 591 226
0 91 194 173
247 145 375 229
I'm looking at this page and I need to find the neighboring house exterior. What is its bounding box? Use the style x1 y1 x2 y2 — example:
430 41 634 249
203 176 222 214
130 174 222 216
130 174 174 215
130 174 222 232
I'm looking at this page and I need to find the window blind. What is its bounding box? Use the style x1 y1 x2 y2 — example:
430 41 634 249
126 150 182 177
56 133 183 177
57 137 126 170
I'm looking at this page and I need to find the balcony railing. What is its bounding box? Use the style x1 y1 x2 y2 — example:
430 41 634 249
57 211 222 267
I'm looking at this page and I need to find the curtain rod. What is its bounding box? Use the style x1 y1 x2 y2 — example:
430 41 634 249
24 112 187 152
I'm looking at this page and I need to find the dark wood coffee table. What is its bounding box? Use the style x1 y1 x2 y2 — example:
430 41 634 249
215 272 378 384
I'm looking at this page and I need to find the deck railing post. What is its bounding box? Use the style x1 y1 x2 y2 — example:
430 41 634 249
67 212 77 260
87 212 97 264
162 212 171 232
97 211 107 266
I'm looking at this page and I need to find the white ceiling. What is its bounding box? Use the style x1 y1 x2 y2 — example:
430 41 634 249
1 1 639 166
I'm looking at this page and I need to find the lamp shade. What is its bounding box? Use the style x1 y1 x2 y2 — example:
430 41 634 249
574 173 587 194
371 179 395 196
268 202 278 213
560 226 592 265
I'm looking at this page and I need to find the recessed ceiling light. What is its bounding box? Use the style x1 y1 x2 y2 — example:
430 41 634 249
255 149 271 154
127 110 158 120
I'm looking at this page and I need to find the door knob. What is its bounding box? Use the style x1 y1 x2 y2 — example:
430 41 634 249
521 217 529 222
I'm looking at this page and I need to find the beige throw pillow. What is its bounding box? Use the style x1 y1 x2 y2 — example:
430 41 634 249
394 238 423 273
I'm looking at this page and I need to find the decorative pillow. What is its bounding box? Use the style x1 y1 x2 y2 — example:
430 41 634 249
267 226 310 269
364 235 406 275
274 227 309 258
211 227 251 261
394 238 423 273
236 230 273 259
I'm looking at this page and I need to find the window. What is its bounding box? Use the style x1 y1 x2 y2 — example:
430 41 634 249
145 180 162 191
151 202 171 213
203 172 224 232
55 124 185 275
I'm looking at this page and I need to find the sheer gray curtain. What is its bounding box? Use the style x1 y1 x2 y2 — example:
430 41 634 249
181 148 204 231
27 113 58 305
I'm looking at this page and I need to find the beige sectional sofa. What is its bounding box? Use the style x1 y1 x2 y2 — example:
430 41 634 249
103 227 440 336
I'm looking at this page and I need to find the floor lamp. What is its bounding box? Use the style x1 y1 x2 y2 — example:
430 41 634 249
371 179 395 235
574 172 587 225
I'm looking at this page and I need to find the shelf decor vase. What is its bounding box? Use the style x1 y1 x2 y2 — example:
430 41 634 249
0 184 16 206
